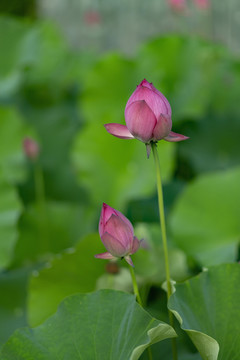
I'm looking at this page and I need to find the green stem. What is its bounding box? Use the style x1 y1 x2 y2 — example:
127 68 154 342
151 142 178 360
33 161 48 250
33 161 45 208
128 265 143 306
128 265 152 360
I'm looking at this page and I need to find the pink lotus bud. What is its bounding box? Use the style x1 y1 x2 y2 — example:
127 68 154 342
104 79 188 151
23 137 39 160
95 203 140 267
194 0 210 10
168 0 187 12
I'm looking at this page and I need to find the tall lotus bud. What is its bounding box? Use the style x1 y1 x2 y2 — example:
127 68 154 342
104 79 188 156
95 203 140 267
23 137 39 160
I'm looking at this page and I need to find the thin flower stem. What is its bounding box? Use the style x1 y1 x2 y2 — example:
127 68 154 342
128 265 143 306
33 161 48 249
151 142 178 360
128 265 152 360
34 161 46 208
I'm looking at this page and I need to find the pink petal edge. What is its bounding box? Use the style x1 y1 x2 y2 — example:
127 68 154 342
94 252 116 260
130 236 140 255
101 232 128 257
125 255 134 267
125 100 156 142
105 214 133 248
153 114 172 141
164 131 189 142
104 123 134 139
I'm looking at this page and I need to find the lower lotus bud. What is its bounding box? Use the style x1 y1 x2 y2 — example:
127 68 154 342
95 203 140 267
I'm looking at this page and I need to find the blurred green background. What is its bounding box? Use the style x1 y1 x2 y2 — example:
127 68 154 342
0 0 239 357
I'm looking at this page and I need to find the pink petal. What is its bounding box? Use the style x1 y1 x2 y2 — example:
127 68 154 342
126 84 171 120
130 236 140 255
101 232 128 257
124 255 134 267
95 252 116 260
125 100 156 143
113 209 134 235
164 131 189 142
105 214 133 248
99 203 114 237
99 203 134 238
139 79 152 90
153 114 172 141
104 123 134 139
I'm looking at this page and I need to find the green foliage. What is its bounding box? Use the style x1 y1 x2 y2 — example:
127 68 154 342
0 267 30 347
73 126 175 209
0 106 30 183
1 290 176 360
0 174 22 269
12 201 95 267
169 264 240 360
28 233 106 326
179 114 240 173
0 13 240 360
170 166 240 265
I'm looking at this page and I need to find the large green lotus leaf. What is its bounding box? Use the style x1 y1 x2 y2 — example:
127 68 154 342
1 290 176 360
28 233 106 326
0 267 30 347
169 263 240 360
12 201 94 267
0 172 22 270
169 166 240 266
0 106 32 183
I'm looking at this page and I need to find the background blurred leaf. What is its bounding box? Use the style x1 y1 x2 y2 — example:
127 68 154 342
170 166 240 266
169 263 240 360
132 223 189 284
0 106 31 183
19 21 68 85
0 173 22 270
28 233 106 326
12 201 95 267
137 37 224 120
80 54 137 125
73 128 175 210
0 267 30 348
0 16 29 98
2 290 176 360
179 114 240 173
